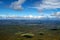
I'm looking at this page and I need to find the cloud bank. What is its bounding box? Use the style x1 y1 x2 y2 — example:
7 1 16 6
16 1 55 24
51 12 60 18
33 0 60 11
0 12 60 19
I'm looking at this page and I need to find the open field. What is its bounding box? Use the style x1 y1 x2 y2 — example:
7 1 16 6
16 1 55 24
0 25 60 40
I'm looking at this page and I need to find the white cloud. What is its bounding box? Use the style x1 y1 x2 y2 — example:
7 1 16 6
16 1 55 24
48 12 60 19
28 15 33 18
23 15 47 19
32 0 60 11
10 0 26 10
52 12 60 16
0 13 60 19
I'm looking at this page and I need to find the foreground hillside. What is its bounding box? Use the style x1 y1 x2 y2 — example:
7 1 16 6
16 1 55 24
0 25 60 40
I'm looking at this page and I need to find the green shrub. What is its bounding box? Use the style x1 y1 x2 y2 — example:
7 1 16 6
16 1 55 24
21 33 34 38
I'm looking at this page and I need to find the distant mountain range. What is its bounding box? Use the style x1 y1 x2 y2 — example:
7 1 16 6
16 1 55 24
0 19 60 25
0 19 60 29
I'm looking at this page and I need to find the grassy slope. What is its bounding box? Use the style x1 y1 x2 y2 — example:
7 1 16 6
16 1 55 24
0 25 60 40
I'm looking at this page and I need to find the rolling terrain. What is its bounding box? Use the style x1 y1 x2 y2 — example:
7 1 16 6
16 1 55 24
0 19 60 40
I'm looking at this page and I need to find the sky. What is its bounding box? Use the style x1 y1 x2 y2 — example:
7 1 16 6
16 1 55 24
0 0 60 19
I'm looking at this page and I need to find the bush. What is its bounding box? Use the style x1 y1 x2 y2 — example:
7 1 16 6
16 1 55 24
21 33 34 38
39 32 44 35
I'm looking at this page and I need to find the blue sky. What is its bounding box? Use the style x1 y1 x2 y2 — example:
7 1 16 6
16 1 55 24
0 0 60 19
0 0 40 16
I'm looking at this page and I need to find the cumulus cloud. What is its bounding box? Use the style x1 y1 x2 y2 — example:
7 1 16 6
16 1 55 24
10 0 26 10
32 0 60 12
50 12 60 18
51 12 60 16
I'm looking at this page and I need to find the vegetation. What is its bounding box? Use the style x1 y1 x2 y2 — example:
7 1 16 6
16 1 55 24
0 25 60 40
21 33 34 38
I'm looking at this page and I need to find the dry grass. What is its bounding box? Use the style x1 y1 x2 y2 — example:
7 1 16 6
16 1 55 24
0 25 60 40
